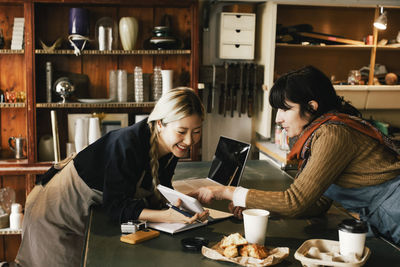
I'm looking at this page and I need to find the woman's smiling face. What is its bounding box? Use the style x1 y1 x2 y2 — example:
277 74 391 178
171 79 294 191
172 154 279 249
275 100 312 138
157 114 202 158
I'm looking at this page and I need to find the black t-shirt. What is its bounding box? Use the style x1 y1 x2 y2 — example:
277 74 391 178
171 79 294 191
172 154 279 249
74 119 178 223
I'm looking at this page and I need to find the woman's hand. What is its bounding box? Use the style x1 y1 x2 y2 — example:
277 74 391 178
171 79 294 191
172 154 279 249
188 186 235 204
228 201 244 220
139 198 209 224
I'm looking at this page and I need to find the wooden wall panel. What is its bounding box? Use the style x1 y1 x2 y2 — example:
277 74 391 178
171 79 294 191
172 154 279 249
0 110 27 155
2 175 26 205
118 7 153 50
277 6 374 42
34 5 70 49
154 7 191 49
3 235 20 262
83 56 115 98
275 47 371 82
0 5 24 48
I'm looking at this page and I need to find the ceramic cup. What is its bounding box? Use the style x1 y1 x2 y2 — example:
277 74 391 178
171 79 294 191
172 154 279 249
74 118 88 153
338 219 368 258
109 70 118 101
117 70 128 102
88 117 101 145
161 69 173 95
242 209 270 245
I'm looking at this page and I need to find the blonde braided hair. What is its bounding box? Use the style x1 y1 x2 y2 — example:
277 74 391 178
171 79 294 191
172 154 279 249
147 87 204 199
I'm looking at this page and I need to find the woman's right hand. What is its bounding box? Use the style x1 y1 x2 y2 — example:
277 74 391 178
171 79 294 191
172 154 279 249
139 198 209 224
188 186 235 204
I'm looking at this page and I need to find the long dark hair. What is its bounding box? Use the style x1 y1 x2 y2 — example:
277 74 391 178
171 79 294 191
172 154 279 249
269 66 361 119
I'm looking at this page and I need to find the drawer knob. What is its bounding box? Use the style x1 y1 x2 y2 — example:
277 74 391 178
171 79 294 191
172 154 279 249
235 44 240 48
235 29 241 33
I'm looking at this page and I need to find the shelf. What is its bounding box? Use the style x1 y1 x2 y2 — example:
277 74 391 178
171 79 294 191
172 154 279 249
0 49 24 54
255 141 288 169
334 85 400 91
334 85 400 109
0 103 26 108
35 49 191 55
276 43 400 50
0 228 21 235
36 102 156 109
0 161 51 175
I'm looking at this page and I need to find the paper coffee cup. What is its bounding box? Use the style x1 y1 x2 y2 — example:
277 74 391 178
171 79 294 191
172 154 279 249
338 219 368 258
242 209 270 245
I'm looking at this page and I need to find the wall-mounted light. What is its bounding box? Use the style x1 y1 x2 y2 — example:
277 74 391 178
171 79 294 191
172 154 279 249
374 7 387 30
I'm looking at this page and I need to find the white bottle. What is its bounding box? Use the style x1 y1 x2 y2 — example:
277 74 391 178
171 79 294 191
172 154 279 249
9 203 23 230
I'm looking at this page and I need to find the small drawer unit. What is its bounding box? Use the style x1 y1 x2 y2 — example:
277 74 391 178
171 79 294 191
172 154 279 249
219 12 256 60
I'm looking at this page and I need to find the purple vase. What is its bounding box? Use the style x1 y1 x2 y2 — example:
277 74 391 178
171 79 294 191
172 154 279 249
69 8 89 50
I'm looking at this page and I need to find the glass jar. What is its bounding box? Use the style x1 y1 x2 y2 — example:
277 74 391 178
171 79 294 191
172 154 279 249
348 70 361 85
152 66 162 101
134 66 144 103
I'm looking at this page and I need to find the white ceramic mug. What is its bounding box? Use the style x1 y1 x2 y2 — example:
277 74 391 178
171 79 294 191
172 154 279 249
242 209 270 245
338 219 368 258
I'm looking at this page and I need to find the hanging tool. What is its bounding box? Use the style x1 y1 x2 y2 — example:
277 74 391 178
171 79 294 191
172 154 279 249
248 64 257 118
241 63 250 115
223 62 229 117
231 63 237 118
207 65 216 113
211 64 216 112
218 64 225 115
237 63 244 117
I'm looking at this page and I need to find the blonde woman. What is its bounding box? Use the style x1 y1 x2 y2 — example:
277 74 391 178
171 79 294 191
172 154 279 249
16 88 207 267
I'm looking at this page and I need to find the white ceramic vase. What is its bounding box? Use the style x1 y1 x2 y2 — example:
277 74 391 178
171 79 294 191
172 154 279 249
119 17 138 50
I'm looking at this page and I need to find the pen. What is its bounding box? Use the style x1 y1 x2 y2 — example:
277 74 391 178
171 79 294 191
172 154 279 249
166 203 203 223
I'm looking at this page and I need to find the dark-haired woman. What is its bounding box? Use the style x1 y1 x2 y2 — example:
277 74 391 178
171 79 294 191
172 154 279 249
16 88 208 267
190 66 400 245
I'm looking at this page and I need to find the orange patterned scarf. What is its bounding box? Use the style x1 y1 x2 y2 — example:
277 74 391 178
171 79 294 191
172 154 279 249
287 112 400 171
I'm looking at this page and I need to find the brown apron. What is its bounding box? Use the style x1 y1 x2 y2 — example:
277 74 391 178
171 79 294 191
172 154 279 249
15 155 102 267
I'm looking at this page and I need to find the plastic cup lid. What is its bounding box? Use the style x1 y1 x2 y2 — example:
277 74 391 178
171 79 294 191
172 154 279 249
338 219 368 233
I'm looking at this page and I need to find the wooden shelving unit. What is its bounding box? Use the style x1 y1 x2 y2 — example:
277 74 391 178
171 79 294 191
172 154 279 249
0 0 199 260
35 49 191 55
36 102 156 109
276 43 400 50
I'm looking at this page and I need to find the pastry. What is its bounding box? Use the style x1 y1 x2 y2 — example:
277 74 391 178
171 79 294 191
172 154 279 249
239 244 269 259
223 245 239 258
220 233 248 248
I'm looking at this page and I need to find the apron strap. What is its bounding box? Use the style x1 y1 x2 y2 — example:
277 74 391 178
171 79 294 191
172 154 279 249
36 153 78 186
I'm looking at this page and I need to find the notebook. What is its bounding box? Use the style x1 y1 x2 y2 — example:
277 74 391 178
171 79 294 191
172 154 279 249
172 136 251 194
147 184 235 234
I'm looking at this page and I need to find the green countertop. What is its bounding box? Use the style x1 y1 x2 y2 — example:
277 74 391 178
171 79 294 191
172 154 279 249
82 160 400 267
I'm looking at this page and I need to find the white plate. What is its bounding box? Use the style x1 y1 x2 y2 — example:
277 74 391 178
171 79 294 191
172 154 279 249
77 98 113 103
